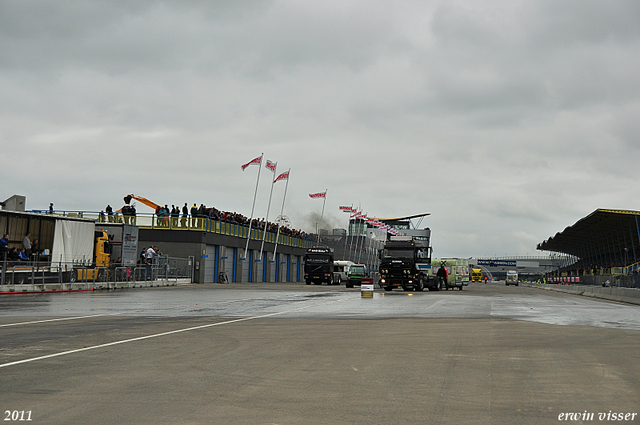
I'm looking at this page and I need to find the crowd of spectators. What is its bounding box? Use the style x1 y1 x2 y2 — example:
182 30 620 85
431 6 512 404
0 232 41 266
197 204 313 240
104 200 318 241
119 202 316 240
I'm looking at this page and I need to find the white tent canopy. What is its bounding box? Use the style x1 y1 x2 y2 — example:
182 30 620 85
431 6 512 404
51 220 94 264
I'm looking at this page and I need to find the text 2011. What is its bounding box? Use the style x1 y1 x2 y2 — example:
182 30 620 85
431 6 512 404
4 411 32 421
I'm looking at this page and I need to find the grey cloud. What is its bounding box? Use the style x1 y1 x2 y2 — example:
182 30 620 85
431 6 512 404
3 0 640 258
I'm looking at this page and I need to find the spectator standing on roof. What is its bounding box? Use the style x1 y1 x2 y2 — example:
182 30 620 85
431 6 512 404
171 205 179 228
190 203 198 228
106 205 113 222
49 203 54 213
182 203 188 228
198 204 206 229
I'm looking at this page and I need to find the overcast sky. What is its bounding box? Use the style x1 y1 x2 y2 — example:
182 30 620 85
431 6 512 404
2 0 640 258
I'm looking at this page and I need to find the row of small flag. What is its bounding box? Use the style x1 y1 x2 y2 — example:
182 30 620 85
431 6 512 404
338 206 400 236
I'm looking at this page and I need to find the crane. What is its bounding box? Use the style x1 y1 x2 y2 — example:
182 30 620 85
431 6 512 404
123 194 160 211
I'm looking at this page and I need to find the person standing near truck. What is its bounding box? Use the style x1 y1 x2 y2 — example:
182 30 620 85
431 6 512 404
437 264 448 291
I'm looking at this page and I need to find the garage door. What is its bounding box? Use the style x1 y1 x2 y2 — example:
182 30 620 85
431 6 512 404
204 245 217 283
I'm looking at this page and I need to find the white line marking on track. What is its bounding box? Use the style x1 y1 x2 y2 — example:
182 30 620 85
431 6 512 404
0 313 121 328
0 297 344 369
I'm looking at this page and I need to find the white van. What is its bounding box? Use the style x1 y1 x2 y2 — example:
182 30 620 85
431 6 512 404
505 270 518 286
333 260 355 285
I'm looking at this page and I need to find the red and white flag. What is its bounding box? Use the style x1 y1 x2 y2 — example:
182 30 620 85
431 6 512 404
241 155 262 171
339 206 355 213
266 160 277 173
309 191 326 199
274 169 290 183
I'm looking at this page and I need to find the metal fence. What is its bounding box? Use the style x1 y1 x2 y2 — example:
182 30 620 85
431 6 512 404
0 254 193 286
578 274 640 288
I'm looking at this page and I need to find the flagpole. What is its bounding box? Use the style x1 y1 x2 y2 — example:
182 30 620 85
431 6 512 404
273 169 290 259
316 189 327 244
259 163 276 260
356 212 366 263
244 153 263 259
342 205 351 261
348 211 357 263
353 204 361 262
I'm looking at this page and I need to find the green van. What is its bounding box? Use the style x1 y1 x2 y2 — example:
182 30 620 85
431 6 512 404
346 264 367 288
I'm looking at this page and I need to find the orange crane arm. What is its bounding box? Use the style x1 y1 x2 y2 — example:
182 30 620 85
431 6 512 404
123 194 161 211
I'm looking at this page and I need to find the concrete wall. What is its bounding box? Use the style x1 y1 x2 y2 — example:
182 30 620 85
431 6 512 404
526 283 640 306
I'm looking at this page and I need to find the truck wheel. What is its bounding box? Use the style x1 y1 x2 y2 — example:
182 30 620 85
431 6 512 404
384 286 393 291
305 280 311 285
458 286 463 291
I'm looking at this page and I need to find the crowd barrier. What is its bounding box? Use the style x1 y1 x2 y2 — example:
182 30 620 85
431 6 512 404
525 283 640 306
0 255 193 291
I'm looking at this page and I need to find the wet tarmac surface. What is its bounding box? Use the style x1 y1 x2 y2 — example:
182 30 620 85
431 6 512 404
1 282 639 425
2 281 639 329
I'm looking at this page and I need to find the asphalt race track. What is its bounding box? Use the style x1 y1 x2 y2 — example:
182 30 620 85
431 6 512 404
1 282 639 425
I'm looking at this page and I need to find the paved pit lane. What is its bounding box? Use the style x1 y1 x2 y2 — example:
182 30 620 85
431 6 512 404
1 282 639 425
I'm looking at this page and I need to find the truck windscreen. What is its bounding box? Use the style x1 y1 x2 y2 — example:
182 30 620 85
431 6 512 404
305 255 330 263
383 249 414 259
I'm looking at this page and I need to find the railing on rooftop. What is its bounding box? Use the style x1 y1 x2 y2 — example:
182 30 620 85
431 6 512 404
33 211 315 250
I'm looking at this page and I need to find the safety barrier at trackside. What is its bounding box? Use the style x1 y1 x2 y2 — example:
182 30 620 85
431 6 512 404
524 283 640 306
0 278 192 295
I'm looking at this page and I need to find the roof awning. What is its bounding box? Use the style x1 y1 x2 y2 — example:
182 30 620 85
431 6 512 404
537 209 640 265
